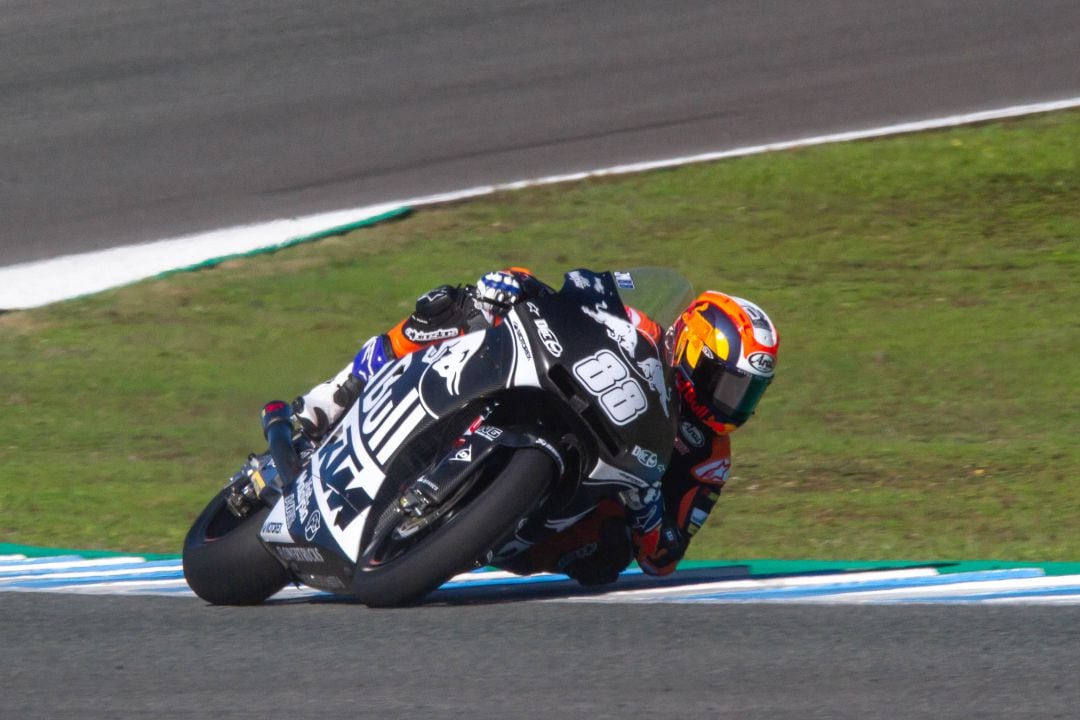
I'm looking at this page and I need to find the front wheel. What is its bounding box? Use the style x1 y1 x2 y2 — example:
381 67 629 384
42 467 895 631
182 491 290 605
353 448 558 607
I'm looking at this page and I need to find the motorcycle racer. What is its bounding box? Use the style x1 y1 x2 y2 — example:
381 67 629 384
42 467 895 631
520 289 780 584
284 268 779 585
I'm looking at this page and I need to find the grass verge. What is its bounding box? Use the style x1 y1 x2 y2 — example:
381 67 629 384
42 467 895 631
1 110 1077 559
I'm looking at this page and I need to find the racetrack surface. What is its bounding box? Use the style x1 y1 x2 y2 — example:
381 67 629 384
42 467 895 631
5 4 1080 716
3 0 1080 265
3 592 1078 719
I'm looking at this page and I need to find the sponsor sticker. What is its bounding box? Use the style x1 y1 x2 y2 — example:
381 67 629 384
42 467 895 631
475 425 503 441
274 546 325 563
614 271 635 290
295 474 314 523
747 352 775 375
510 318 533 361
534 319 564 357
679 421 706 448
404 326 460 343
568 271 591 289
692 458 731 485
304 510 322 541
416 476 440 493
632 445 659 468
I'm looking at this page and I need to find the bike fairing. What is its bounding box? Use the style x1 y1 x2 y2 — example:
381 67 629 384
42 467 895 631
256 270 678 592
183 268 776 604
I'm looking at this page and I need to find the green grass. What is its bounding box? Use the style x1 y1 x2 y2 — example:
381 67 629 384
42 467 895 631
2 110 1078 560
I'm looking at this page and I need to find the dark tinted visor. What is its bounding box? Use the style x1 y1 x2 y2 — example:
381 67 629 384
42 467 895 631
691 358 772 426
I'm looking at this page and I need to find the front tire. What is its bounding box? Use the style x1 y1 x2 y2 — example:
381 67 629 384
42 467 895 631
182 491 290 605
353 448 557 607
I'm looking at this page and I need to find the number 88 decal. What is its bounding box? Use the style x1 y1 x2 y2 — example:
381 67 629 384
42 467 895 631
572 349 648 425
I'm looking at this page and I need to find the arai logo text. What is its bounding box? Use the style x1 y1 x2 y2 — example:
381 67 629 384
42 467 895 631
747 352 775 375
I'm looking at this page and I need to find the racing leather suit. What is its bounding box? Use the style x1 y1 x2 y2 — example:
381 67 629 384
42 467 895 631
513 412 730 583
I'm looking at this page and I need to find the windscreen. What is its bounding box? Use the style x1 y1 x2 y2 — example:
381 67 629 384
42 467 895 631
611 267 695 329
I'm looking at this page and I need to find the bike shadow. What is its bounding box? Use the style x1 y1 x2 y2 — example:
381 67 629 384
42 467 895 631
279 564 758 606
426 565 757 605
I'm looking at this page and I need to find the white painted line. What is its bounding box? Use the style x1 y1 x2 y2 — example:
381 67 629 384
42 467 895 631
0 204 404 310
552 568 941 603
803 575 1080 604
0 556 146 572
983 594 1080 606
3 97 1079 311
0 563 176 583
445 569 561 584
23 578 193 595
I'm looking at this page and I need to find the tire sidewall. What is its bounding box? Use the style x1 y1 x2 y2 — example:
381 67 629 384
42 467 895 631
353 448 557 607
182 492 290 605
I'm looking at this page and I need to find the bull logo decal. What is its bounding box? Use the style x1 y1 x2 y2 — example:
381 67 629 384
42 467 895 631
423 332 486 395
582 302 639 355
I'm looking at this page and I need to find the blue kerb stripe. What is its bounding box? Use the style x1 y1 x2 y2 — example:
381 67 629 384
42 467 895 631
7 569 186 589
0 555 86 568
0 559 177 579
669 568 1043 602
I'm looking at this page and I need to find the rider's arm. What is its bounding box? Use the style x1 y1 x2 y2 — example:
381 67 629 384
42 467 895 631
291 270 543 439
291 285 472 438
636 433 731 576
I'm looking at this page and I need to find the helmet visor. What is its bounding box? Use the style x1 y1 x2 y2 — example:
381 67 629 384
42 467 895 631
691 359 772 426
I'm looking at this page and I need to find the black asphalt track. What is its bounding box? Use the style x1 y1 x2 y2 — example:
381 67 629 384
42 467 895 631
3 3 1080 716
2 592 1078 719
2 1 1079 264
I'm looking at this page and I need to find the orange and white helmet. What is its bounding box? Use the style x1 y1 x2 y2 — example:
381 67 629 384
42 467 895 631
667 292 779 433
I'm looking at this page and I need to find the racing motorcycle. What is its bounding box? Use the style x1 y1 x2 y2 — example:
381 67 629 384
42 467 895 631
182 267 694 607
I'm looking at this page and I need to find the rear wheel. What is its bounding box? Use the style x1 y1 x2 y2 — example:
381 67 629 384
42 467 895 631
353 448 557 607
182 491 290 605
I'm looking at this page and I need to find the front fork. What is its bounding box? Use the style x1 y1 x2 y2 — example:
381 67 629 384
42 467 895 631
225 400 315 518
224 453 280 518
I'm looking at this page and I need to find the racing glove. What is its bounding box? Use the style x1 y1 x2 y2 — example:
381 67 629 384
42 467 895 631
475 270 527 322
633 516 687 576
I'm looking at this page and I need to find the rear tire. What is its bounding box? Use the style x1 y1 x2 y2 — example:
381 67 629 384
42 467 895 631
182 492 290 605
353 448 557 607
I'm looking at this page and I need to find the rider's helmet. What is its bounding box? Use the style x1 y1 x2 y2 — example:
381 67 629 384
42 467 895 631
666 292 779 433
